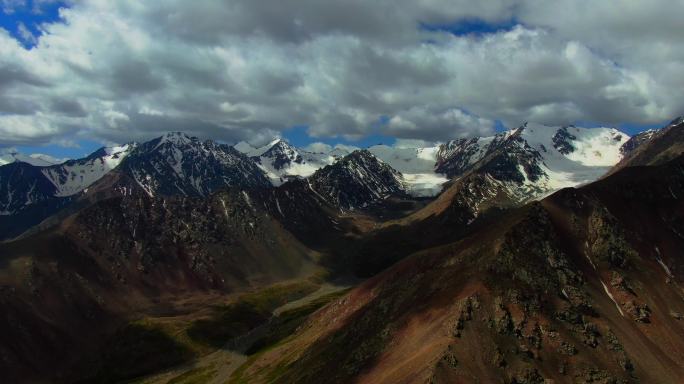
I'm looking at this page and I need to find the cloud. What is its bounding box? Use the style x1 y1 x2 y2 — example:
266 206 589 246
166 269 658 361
303 142 359 153
1 0 26 14
387 107 494 141
16 22 37 45
0 0 682 148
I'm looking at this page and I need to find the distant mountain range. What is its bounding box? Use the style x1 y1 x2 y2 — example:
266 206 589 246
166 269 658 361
0 123 637 232
1 117 684 383
0 149 68 167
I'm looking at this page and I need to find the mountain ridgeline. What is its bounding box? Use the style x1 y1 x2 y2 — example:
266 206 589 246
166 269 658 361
1 119 684 383
117 132 271 197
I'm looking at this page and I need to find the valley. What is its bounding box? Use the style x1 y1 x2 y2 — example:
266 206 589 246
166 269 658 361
1 118 683 383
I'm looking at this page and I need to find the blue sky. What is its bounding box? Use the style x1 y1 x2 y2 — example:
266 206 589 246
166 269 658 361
1 1 676 160
0 1 66 48
282 126 396 149
420 18 519 37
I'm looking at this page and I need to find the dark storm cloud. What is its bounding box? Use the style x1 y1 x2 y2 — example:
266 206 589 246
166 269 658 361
110 60 166 95
50 98 87 117
0 64 50 88
0 96 41 115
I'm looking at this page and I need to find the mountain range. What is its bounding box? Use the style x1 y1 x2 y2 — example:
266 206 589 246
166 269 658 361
1 123 630 237
1 118 683 383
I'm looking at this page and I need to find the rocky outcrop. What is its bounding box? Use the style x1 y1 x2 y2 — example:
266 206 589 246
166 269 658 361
308 150 408 211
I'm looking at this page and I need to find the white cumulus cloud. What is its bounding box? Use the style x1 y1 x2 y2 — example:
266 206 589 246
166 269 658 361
0 0 682 148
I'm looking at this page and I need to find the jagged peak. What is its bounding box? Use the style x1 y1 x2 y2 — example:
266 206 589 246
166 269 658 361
511 122 528 136
267 138 285 146
336 149 385 166
346 148 374 159
668 116 684 127
106 142 137 155
156 131 197 146
247 138 293 157
82 143 134 161
265 139 297 152
321 150 402 180
137 132 205 153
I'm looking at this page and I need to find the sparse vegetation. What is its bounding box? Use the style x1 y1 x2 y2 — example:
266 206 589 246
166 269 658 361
77 322 195 384
229 288 351 383
588 207 638 268
187 280 319 348
246 289 351 355
167 364 217 384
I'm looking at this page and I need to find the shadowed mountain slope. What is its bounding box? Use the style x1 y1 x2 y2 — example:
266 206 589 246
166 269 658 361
237 154 684 384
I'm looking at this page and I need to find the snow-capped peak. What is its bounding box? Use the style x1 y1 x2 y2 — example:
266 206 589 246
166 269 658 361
120 134 270 197
668 116 684 127
249 139 341 186
308 150 407 210
0 149 69 167
155 131 195 147
436 124 631 201
42 143 137 197
247 138 287 157
104 144 133 156
243 137 450 196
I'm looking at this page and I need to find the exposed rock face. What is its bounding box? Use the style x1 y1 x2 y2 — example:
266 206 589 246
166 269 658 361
0 162 57 214
619 130 657 157
119 132 270 197
552 126 578 154
476 130 545 185
308 150 408 211
69 190 313 288
613 116 684 171
2 124 636 242
435 137 485 178
436 123 628 204
255 140 305 170
0 162 75 240
239 139 343 186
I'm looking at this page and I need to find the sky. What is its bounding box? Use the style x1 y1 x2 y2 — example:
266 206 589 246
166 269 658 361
1 0 683 159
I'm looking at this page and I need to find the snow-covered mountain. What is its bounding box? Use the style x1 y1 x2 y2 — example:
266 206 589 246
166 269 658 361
237 138 446 196
42 144 135 197
0 150 68 167
118 132 270 197
0 125 636 217
308 150 408 210
238 124 630 200
236 139 346 186
0 144 135 216
436 124 630 200
367 145 447 197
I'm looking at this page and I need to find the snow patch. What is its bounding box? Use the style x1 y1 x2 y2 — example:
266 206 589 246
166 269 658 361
655 247 673 277
42 144 134 197
368 145 447 197
522 124 630 197
601 280 625 317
